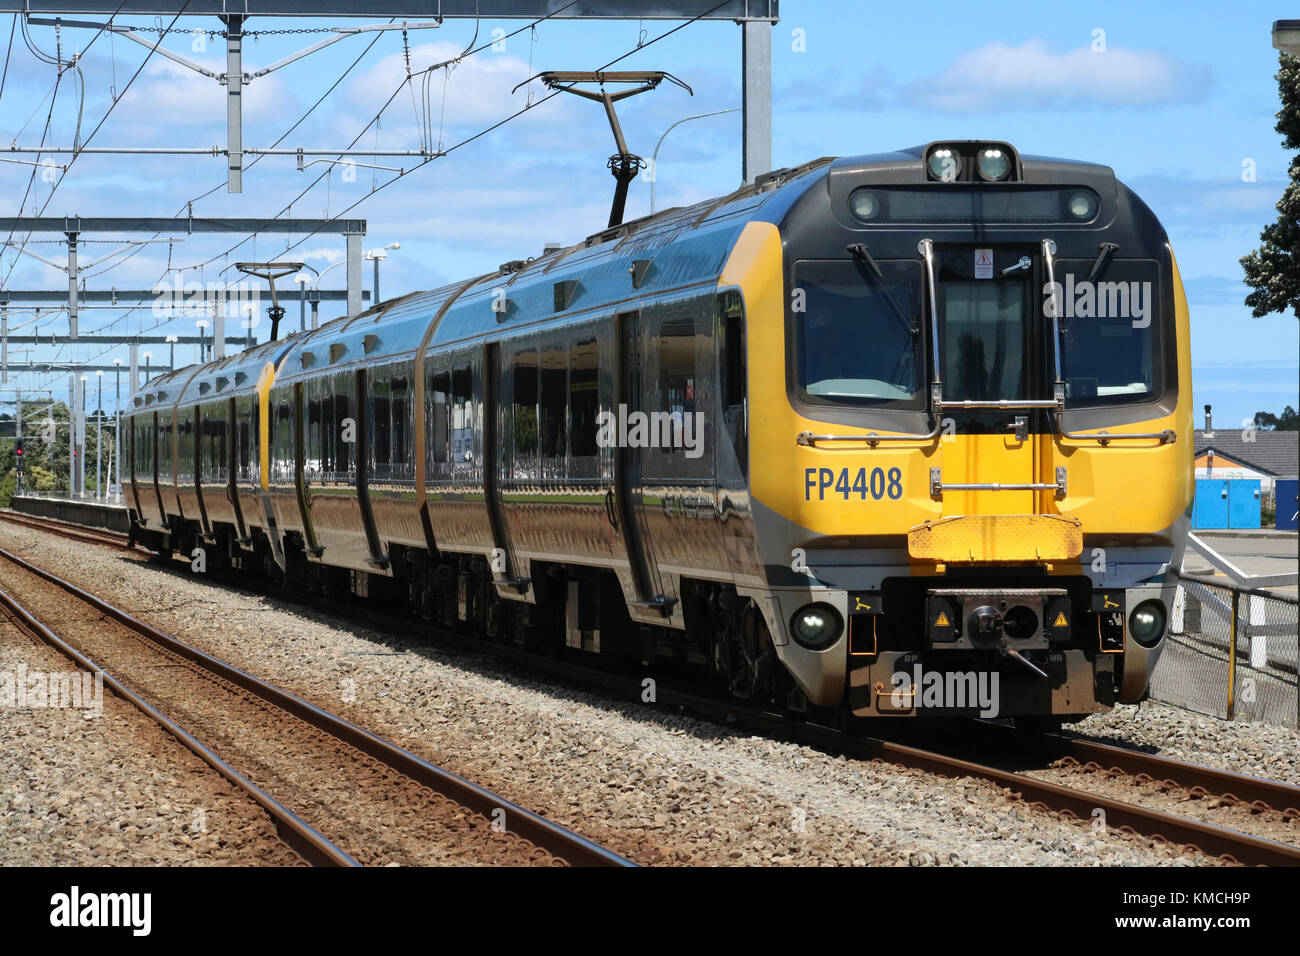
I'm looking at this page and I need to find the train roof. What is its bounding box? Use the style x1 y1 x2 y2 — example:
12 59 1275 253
131 143 1130 401
126 335 298 414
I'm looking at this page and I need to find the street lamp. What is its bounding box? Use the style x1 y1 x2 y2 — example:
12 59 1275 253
295 273 312 332
649 107 741 213
142 352 153 383
312 260 348 329
364 241 401 306
1274 20 1300 54
113 358 123 497
165 334 179 370
195 319 210 362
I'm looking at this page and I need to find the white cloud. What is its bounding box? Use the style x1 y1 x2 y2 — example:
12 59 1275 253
116 60 296 134
902 40 1211 113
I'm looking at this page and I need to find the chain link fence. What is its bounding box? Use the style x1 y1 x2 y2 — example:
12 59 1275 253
1152 575 1299 729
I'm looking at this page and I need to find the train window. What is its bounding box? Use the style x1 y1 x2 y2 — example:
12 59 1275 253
656 319 697 432
569 336 599 466
236 397 255 483
271 390 294 486
136 416 154 475
510 347 538 477
372 372 392 476
305 378 324 481
249 397 259 484
215 412 228 483
721 292 746 409
719 291 747 473
177 410 195 483
940 282 1026 402
336 372 355 480
157 413 173 478
539 346 567 475
792 259 923 408
451 362 474 470
430 370 450 467
1057 259 1162 407
391 362 412 479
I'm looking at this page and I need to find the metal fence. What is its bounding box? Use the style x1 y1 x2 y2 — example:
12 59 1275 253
1153 575 1299 730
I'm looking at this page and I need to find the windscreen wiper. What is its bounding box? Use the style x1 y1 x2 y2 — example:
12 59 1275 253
1088 242 1119 281
845 243 917 335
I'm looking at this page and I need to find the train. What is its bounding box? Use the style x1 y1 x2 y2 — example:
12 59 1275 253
123 140 1194 724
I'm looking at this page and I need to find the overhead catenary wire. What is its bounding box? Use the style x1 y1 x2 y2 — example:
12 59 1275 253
19 0 726 388
0 14 17 107
73 0 582 355
0 0 146 293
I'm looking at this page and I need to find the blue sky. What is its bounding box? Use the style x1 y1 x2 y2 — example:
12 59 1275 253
0 0 1295 430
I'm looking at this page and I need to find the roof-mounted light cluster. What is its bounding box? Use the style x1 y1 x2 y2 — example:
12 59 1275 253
924 141 1020 183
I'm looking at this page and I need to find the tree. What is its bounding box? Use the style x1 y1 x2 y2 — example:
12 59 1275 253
1253 405 1300 431
1241 54 1300 319
6 400 117 497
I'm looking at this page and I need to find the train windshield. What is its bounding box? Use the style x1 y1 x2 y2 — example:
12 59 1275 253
940 282 1026 401
792 259 923 406
1057 259 1162 406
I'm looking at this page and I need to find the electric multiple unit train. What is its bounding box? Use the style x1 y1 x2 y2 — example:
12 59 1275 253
123 141 1194 722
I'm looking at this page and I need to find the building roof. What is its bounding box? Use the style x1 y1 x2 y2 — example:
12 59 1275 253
1194 429 1299 478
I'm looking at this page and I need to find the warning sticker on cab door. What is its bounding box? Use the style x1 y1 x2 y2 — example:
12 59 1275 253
975 248 994 279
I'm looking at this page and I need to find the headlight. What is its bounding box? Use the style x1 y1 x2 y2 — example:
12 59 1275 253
1067 191 1097 220
976 148 1011 182
790 603 843 650
927 148 958 182
1129 600 1166 648
848 187 880 221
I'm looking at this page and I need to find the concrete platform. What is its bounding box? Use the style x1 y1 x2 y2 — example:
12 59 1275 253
10 494 131 533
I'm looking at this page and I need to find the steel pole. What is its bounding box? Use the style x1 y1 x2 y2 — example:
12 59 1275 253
14 389 21 495
67 375 74 494
114 367 121 497
78 379 86 496
96 376 103 498
741 19 773 184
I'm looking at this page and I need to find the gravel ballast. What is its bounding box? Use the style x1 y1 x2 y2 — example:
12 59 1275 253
4 522 1286 866
0 618 302 866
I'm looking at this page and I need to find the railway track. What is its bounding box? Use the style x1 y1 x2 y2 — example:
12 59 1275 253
0 539 630 868
983 724 1300 821
0 510 133 551
3 511 1298 866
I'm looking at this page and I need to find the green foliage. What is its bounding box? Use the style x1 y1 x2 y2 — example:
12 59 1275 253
26 465 57 492
1241 54 1300 319
9 401 118 496
1253 405 1300 430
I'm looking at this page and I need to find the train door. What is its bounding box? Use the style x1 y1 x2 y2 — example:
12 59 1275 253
483 341 528 592
353 367 387 565
127 415 140 519
193 406 211 535
614 310 670 614
932 243 1043 518
227 397 249 541
152 410 168 526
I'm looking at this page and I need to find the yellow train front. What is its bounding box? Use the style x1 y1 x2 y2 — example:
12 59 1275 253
743 141 1193 720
